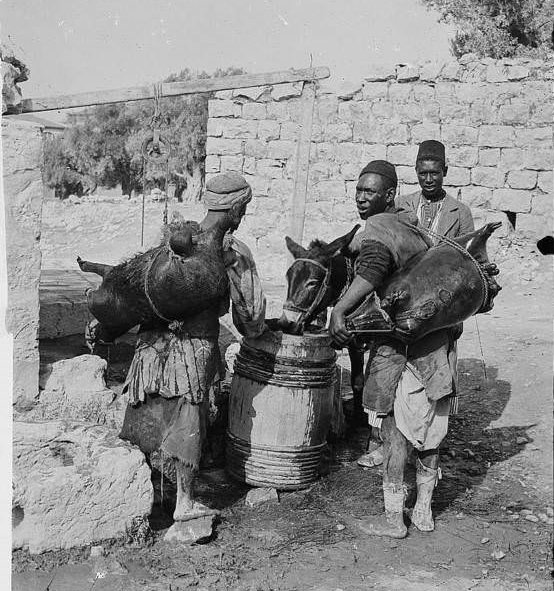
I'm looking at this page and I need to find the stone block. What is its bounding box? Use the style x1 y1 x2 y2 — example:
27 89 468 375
314 180 346 202
336 142 362 163
486 65 509 83
454 82 488 103
516 213 552 238
208 99 240 118
413 84 435 102
441 125 479 146
271 81 303 101
324 122 353 142
12 420 153 553
316 96 339 123
337 80 363 100
257 120 281 141
449 146 479 167
266 101 289 121
471 167 505 188
214 90 233 99
497 101 530 125
256 159 284 179
360 143 388 162
164 515 216 543
499 148 526 170
507 65 530 81
364 64 396 82
353 119 408 144
387 144 419 166
507 170 537 190
340 162 363 181
478 125 515 148
445 166 470 186
395 103 423 124
396 166 418 184
267 140 296 160
531 102 554 125
206 118 223 137
396 65 420 82
268 179 294 201
244 139 268 158
419 62 443 83
440 101 469 121
411 123 441 144
422 102 441 122
514 127 553 148
244 174 270 197
221 155 244 172
470 209 511 238
207 138 243 156
242 102 267 120
468 102 495 125
440 62 462 81
245 487 279 507
531 192 553 216
478 148 501 166
523 148 554 171
234 86 268 101
537 171 553 194
220 118 258 139
361 82 389 100
243 156 256 175
205 154 221 174
338 101 373 123
388 83 413 102
491 189 532 213
434 82 456 100
280 121 300 140
460 186 492 208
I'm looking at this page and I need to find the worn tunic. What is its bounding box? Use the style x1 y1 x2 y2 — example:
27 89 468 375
119 232 266 468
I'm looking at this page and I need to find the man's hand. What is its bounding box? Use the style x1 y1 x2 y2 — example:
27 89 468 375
329 307 352 347
85 319 100 352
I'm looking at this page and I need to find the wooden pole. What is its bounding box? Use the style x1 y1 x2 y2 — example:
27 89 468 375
288 81 316 248
16 67 330 113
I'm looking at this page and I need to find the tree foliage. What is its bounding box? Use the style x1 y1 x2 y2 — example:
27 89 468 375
420 0 554 58
43 67 244 200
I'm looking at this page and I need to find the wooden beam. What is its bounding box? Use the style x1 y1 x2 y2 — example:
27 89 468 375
16 67 330 113
288 81 316 247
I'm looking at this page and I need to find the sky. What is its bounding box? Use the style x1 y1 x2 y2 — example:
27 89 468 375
1 0 454 101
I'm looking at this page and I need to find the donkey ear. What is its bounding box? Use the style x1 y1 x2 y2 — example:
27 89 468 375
324 224 361 257
285 236 308 259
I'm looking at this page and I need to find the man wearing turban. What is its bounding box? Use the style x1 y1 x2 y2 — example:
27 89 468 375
119 172 266 541
330 160 458 539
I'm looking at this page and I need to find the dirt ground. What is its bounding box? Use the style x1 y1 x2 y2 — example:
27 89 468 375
12 202 554 590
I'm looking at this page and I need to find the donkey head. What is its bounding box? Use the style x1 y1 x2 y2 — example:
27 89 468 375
278 225 360 334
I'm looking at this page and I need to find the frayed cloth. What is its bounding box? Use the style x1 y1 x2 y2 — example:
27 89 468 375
122 329 221 406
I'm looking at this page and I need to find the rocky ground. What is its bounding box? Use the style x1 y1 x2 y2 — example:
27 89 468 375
11 198 554 590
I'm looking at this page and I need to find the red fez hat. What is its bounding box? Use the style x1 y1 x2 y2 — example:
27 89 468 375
417 140 446 164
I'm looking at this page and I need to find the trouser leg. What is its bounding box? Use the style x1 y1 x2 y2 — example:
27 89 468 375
411 448 440 532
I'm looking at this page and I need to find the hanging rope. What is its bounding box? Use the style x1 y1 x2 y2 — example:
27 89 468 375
140 82 172 247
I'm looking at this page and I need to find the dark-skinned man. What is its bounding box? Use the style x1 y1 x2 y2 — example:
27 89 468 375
330 160 457 538
357 140 474 468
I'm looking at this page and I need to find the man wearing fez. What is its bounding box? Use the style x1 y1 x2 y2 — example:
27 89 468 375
330 160 458 538
119 172 266 536
358 140 474 468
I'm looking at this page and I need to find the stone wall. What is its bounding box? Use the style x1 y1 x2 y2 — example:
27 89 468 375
2 118 44 408
206 56 553 286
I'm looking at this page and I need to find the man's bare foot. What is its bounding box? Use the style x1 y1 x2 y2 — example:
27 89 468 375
355 514 407 539
357 443 384 468
173 500 220 523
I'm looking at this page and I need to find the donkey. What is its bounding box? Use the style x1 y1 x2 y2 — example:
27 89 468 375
277 225 366 418
278 221 502 419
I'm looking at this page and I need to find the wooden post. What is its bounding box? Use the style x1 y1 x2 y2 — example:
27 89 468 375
15 67 330 113
288 81 316 248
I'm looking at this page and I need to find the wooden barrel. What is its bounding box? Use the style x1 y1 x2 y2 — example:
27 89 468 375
226 330 336 490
